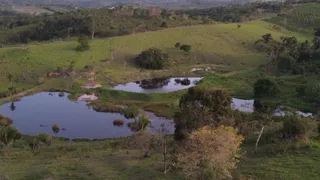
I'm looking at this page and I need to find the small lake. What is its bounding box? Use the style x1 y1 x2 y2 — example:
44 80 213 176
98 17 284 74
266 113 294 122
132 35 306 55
112 77 203 93
0 92 174 139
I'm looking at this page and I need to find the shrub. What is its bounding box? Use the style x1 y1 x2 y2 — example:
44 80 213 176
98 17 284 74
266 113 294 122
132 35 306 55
278 55 295 72
135 48 168 70
160 21 168 28
0 125 20 146
122 106 139 119
237 24 241 28
283 116 314 140
76 36 90 51
175 42 181 48
254 78 279 98
36 133 53 146
180 44 192 52
128 131 163 157
292 65 305 75
128 114 151 132
0 116 13 126
305 83 320 103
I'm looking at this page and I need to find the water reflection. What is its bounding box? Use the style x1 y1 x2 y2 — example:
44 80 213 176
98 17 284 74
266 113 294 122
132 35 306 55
0 92 174 139
113 77 203 93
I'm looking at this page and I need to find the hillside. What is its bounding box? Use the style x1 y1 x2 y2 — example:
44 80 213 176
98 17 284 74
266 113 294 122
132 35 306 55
265 3 320 33
0 20 309 93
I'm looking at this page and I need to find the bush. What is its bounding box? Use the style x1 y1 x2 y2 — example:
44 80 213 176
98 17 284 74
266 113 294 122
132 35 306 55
0 125 20 146
254 78 279 98
283 116 314 140
180 44 192 52
0 116 13 126
36 133 53 146
175 42 181 48
292 65 305 75
127 114 151 132
160 21 168 28
305 83 320 103
135 48 169 70
76 36 90 51
278 55 295 72
128 131 163 157
122 106 139 119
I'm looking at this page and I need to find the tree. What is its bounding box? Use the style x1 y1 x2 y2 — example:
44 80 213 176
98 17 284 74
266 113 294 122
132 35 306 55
180 44 192 52
135 48 168 70
312 37 320 50
128 114 151 132
76 36 90 52
174 87 232 140
237 24 241 28
262 33 273 43
176 126 243 180
254 78 279 98
0 125 20 147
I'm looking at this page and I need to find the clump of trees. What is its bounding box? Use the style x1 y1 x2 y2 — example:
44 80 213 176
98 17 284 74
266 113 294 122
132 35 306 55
135 48 168 70
254 78 279 98
76 36 90 51
255 32 320 75
26 133 53 155
127 131 163 157
0 125 21 147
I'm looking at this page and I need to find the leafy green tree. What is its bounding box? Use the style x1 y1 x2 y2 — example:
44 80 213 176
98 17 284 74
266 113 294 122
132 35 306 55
36 133 53 146
180 44 192 52
135 48 168 70
262 33 273 43
160 21 168 28
254 78 279 98
174 87 232 140
76 36 90 52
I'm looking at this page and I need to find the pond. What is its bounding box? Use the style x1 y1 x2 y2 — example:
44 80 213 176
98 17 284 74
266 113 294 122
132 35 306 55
231 98 313 117
112 77 203 93
0 92 174 140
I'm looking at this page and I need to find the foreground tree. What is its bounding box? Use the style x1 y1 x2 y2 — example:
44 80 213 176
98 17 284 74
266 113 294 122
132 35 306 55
174 87 232 140
176 126 243 180
135 48 168 69
0 125 21 147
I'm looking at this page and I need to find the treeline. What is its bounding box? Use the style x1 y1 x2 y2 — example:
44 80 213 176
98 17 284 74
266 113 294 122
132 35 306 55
181 2 290 22
0 2 293 45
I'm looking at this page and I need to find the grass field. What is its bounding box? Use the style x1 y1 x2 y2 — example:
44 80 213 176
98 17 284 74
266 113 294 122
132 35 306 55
0 20 309 92
1 137 319 180
265 3 320 33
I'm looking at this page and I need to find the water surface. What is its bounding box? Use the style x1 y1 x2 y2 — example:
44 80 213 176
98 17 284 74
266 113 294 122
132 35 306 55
0 92 174 139
112 77 202 93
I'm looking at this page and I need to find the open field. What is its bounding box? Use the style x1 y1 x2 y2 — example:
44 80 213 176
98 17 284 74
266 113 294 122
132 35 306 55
1 137 319 180
0 20 310 92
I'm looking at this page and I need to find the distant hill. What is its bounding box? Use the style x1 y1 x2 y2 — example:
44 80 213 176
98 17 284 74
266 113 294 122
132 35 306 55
0 0 267 8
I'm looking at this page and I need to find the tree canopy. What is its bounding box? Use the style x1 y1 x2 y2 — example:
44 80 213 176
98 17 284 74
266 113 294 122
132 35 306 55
135 48 168 70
